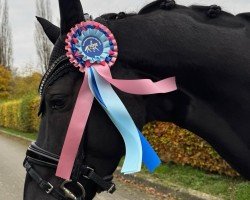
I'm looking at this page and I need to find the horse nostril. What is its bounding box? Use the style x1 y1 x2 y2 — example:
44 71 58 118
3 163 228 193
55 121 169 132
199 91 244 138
160 0 176 10
207 5 222 18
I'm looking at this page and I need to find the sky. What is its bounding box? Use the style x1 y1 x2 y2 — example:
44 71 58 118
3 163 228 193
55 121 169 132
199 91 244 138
8 0 250 73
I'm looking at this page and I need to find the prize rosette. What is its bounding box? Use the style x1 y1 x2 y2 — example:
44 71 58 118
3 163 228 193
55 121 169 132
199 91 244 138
65 21 118 72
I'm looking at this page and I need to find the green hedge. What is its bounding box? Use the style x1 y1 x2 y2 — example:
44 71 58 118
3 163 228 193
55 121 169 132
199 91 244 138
0 96 40 132
143 121 239 177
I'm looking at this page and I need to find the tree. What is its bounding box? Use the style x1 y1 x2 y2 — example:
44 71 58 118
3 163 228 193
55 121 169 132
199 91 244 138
34 0 53 74
10 72 42 99
0 65 12 99
0 0 13 69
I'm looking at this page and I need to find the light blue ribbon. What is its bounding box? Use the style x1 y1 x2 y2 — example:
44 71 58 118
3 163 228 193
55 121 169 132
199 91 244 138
88 67 161 174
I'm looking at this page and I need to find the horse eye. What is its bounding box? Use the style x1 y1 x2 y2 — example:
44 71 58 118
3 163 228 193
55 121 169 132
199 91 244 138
50 99 65 110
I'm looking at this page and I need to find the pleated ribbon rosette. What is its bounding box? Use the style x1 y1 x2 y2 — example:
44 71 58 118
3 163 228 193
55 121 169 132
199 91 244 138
56 21 177 180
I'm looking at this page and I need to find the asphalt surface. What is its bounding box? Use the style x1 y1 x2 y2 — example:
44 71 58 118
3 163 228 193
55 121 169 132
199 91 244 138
0 133 164 200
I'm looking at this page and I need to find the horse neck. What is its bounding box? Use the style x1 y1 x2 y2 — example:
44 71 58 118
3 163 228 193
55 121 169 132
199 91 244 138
107 10 193 79
108 8 248 81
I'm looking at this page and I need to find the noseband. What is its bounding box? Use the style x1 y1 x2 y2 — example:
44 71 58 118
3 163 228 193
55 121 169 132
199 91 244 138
23 54 116 200
24 142 116 200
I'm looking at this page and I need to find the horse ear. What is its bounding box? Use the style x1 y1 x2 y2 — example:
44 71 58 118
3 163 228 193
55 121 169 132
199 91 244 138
36 16 60 44
59 0 85 35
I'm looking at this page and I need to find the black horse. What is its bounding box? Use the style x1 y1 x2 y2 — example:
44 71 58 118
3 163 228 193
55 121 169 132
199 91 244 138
23 0 250 199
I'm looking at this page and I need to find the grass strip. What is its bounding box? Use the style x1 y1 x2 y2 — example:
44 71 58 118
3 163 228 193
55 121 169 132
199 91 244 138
0 127 36 141
135 163 250 200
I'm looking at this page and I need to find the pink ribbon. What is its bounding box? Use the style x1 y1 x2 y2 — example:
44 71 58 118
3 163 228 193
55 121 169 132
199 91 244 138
56 73 94 179
56 64 177 180
94 64 177 95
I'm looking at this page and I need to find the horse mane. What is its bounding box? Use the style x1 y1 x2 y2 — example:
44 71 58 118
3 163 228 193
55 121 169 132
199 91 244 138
99 0 250 26
139 0 250 23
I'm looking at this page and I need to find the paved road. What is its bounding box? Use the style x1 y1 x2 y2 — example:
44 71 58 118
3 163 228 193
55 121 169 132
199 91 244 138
0 133 166 200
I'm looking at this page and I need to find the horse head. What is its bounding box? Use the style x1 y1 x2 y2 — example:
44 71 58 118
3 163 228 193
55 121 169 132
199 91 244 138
24 0 250 199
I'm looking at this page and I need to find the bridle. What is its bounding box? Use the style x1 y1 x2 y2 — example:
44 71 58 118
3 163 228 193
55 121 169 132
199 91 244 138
23 142 116 200
23 55 116 200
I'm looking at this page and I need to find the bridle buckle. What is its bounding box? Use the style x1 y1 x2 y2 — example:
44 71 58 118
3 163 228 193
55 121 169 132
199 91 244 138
107 183 116 193
45 182 54 194
60 180 86 200
82 166 94 179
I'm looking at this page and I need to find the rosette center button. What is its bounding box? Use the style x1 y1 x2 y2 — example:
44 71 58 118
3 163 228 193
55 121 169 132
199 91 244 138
82 36 103 58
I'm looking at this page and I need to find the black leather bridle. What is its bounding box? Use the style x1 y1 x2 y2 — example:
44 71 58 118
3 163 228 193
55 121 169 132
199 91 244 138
24 142 116 200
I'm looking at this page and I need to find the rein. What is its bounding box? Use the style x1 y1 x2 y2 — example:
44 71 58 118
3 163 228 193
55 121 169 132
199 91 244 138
24 142 116 200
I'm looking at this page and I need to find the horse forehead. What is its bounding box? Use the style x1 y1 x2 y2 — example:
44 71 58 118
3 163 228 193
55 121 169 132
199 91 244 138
46 72 81 95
